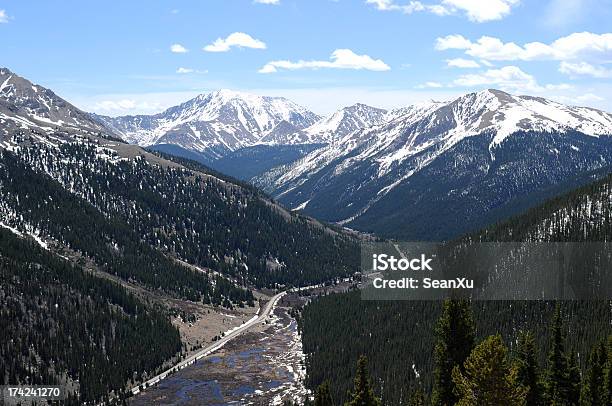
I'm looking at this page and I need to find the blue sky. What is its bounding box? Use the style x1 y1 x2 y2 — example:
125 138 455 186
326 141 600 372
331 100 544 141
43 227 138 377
1 0 612 115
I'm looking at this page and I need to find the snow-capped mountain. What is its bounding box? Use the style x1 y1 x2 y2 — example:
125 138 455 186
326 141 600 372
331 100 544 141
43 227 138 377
0 68 111 143
294 103 389 144
255 89 612 240
95 89 321 160
0 68 357 293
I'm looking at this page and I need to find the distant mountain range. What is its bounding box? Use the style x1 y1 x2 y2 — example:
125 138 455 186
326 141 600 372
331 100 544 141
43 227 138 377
4 66 612 241
0 67 356 289
92 90 419 164
254 89 612 239
92 89 321 162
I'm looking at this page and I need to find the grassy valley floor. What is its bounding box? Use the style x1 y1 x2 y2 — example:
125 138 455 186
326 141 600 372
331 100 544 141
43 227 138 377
129 295 308 405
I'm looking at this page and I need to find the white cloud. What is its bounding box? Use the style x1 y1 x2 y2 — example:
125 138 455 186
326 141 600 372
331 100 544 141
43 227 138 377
176 67 208 74
446 58 480 68
435 34 473 50
435 32 612 62
0 10 9 23
366 0 518 22
575 93 605 102
204 32 266 52
416 81 444 88
454 66 531 87
453 65 570 93
428 4 451 15
254 0 280 4
552 92 606 107
259 49 391 73
559 61 612 78
365 0 426 14
74 91 204 116
440 0 519 23
170 44 188 53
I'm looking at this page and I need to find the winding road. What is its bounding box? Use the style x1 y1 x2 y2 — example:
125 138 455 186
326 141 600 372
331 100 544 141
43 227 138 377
131 291 286 396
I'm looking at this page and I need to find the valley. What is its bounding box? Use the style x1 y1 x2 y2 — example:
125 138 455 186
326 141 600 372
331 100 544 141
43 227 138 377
131 295 309 406
0 65 611 405
0 68 359 404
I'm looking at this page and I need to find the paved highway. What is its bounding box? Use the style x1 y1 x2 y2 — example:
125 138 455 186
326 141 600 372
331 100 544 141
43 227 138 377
131 291 286 396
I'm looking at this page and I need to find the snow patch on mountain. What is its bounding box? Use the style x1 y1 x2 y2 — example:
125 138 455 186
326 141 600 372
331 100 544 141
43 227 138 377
301 103 388 143
0 68 109 138
258 89 612 218
96 89 321 155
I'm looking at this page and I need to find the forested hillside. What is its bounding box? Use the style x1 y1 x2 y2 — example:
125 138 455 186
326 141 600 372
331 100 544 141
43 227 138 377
0 227 182 404
0 139 358 288
0 148 251 304
475 171 612 243
299 171 612 405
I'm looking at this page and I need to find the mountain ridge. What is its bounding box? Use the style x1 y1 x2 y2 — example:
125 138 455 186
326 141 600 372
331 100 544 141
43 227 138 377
92 89 322 160
255 89 612 239
0 67 116 143
0 68 360 290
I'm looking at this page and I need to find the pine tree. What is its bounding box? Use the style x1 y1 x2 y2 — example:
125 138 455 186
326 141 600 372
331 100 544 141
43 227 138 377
431 299 475 406
581 342 606 406
452 334 527 406
407 387 426 406
567 350 581 405
545 306 574 405
515 330 544 406
314 381 334 406
344 356 381 406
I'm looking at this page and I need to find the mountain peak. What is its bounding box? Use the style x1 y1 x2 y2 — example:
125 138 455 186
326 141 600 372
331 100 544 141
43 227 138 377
342 103 387 114
302 103 389 143
345 102 381 109
97 88 321 152
208 88 264 103
446 88 612 146
0 67 14 76
0 68 110 139
484 88 510 96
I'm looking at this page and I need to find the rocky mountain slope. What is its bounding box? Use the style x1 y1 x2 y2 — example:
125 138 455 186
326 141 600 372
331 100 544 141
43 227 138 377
290 103 389 145
255 89 612 240
94 89 321 161
0 68 112 143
